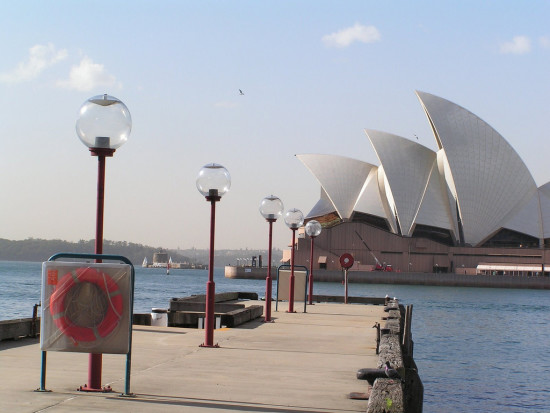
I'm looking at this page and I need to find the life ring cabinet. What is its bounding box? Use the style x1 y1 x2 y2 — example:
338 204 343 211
40 261 132 354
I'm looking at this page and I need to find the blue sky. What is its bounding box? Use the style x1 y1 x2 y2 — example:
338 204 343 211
0 1 549 251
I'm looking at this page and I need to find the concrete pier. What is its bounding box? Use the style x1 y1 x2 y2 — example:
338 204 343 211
225 266 550 289
0 300 385 412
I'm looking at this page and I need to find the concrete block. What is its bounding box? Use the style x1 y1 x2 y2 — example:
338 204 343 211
237 292 259 300
169 311 203 327
0 319 32 341
169 302 245 313
133 313 152 326
387 309 401 319
384 319 401 335
221 305 263 328
366 379 404 413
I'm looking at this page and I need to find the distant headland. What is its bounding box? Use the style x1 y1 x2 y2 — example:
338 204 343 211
0 238 283 268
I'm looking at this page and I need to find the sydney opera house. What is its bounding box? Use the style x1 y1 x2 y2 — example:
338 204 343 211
293 91 550 274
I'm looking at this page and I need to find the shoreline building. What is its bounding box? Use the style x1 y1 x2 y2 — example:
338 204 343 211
292 91 550 274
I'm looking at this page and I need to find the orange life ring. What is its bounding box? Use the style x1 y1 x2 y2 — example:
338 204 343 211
49 267 123 343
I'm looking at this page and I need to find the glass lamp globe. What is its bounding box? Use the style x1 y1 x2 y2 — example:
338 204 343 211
259 195 284 221
76 94 132 149
196 163 231 198
305 220 322 238
284 208 304 229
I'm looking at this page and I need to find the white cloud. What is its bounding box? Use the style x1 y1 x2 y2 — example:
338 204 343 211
0 43 67 83
499 35 531 54
57 56 118 91
539 36 550 49
322 23 381 48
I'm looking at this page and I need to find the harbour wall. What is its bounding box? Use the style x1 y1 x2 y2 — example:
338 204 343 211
225 266 550 289
0 318 39 341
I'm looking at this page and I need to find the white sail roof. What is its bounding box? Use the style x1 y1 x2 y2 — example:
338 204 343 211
497 188 543 242
296 154 376 220
416 90 539 245
538 182 550 239
307 188 337 218
297 91 548 247
365 129 436 236
353 166 388 220
413 154 457 236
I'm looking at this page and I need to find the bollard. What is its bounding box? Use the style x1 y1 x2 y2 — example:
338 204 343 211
373 322 381 354
31 303 40 338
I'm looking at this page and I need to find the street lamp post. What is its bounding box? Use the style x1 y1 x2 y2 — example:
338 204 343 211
196 163 231 347
284 208 304 313
75 94 132 392
259 195 284 322
305 220 322 305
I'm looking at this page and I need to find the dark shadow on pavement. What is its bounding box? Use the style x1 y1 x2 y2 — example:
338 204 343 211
0 336 39 350
113 393 357 413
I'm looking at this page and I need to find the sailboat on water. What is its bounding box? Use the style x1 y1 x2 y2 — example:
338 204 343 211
142 257 148 268
167 256 172 275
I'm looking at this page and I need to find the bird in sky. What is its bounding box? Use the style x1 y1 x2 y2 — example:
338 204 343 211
239 89 244 95
384 361 405 383
414 134 419 140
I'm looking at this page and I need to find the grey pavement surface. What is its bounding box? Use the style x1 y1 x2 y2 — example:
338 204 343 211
0 301 384 412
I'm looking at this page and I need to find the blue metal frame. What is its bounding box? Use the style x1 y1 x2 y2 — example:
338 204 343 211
38 253 135 396
275 264 309 313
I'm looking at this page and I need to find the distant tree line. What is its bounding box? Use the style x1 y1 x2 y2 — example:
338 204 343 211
0 239 284 268
0 238 190 266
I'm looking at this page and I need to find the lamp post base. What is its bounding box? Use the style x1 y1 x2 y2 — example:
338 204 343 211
78 385 113 393
288 273 295 313
264 274 273 322
203 280 216 347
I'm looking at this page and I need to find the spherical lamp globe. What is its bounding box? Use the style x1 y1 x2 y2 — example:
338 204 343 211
284 208 304 229
259 195 284 221
305 220 322 238
76 94 132 150
196 163 231 198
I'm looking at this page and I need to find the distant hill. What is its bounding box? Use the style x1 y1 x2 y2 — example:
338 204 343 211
0 238 283 268
0 238 190 266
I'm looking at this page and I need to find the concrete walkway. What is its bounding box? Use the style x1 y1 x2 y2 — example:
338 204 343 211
0 301 384 412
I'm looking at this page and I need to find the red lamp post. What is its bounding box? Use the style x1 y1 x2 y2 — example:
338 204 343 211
75 94 132 391
196 163 231 347
259 195 284 322
284 208 304 313
305 220 322 305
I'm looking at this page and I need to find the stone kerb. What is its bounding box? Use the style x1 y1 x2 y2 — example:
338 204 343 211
365 299 423 413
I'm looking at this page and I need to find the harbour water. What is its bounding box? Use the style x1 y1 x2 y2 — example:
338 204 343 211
1 260 549 412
